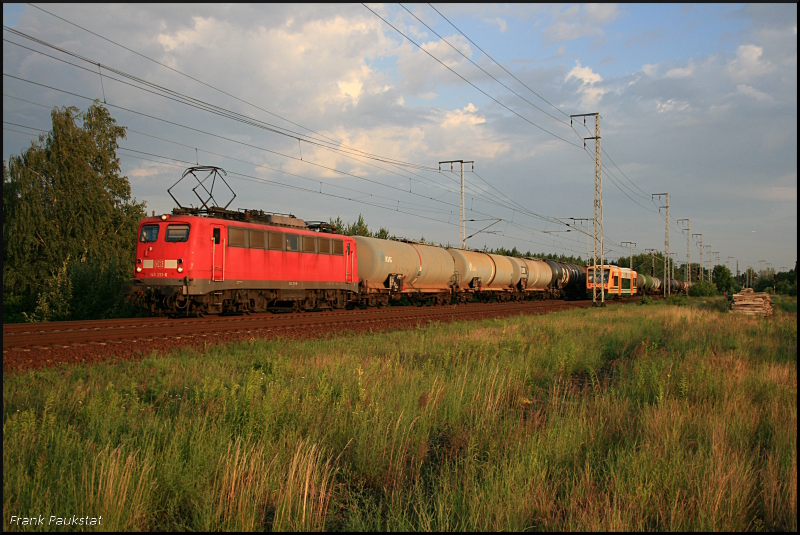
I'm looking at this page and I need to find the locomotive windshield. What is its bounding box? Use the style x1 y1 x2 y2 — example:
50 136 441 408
139 225 159 243
587 269 611 283
165 224 190 242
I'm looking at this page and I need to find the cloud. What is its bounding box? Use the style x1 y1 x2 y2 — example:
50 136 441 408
565 61 608 107
655 99 689 113
440 102 485 128
736 84 773 102
665 61 695 78
544 3 620 42
728 44 776 80
484 17 507 33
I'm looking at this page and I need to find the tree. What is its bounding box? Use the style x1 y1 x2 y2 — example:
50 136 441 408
712 264 734 294
3 101 146 320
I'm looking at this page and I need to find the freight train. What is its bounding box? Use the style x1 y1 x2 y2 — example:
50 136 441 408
126 166 689 315
125 205 608 316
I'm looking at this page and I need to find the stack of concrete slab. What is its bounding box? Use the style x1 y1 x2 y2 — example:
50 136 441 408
731 288 773 318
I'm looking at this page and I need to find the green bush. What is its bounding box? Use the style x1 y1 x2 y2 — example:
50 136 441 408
689 281 717 297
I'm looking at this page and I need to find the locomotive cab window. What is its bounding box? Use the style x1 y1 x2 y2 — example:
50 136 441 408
332 239 344 256
165 224 190 242
228 227 247 248
303 236 317 253
250 230 266 249
286 234 300 252
268 232 284 250
139 225 159 243
318 238 331 254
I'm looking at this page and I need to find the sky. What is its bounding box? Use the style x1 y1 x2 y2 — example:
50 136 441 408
3 3 797 274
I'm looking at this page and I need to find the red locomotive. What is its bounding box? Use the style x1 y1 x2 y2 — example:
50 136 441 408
128 207 357 315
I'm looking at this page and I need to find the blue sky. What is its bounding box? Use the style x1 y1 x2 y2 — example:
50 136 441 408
3 3 797 272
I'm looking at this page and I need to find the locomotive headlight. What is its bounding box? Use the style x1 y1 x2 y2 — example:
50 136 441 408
136 258 142 264
136 266 142 273
161 214 168 220
177 266 184 273
177 258 183 264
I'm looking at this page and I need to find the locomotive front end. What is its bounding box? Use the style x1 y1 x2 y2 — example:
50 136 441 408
126 214 196 315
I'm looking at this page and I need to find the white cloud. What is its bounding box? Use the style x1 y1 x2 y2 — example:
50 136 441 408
566 61 608 107
656 99 689 113
642 63 658 77
736 84 773 102
545 3 620 42
440 102 485 128
728 44 776 80
665 61 695 78
566 61 602 85
157 16 216 51
485 17 507 33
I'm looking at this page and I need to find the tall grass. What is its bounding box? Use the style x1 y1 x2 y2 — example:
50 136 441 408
3 300 796 531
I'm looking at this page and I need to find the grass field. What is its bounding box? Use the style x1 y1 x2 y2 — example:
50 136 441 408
3 297 796 531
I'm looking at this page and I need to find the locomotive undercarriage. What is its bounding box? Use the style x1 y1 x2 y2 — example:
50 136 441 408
130 286 355 316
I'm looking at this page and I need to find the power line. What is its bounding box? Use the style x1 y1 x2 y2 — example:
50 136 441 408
400 4 569 126
24 2 445 173
427 3 568 120
362 3 583 149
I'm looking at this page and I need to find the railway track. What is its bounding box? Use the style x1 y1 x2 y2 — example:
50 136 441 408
3 298 633 374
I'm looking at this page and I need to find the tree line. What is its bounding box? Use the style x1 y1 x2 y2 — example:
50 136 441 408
3 102 146 323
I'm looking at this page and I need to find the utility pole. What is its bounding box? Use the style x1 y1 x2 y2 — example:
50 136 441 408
693 233 703 282
621 242 636 269
705 246 712 282
439 160 474 249
571 113 603 307
727 256 734 273
653 193 669 297
758 259 766 278
678 219 690 288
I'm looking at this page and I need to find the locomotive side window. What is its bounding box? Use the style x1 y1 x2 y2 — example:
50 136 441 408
318 238 331 254
268 232 284 250
250 230 266 249
213 228 220 244
303 236 317 253
165 224 190 242
286 234 300 252
622 276 631 290
140 225 159 243
229 227 247 248
332 239 344 256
